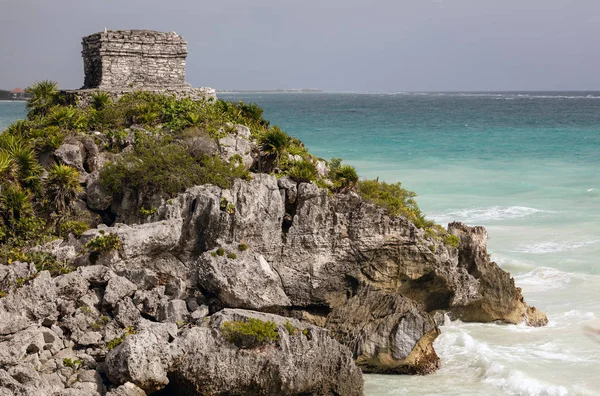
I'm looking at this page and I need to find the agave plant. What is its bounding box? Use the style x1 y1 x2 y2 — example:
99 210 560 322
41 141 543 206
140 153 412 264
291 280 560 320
0 184 34 224
25 80 59 118
45 106 89 131
45 164 82 213
0 135 42 192
0 151 16 185
4 119 30 137
260 127 290 168
90 91 111 110
335 165 359 189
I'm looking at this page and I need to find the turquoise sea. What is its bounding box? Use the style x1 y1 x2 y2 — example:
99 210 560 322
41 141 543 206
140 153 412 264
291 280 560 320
3 92 600 395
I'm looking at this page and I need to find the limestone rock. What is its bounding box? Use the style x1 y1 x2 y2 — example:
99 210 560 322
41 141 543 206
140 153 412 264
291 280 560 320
168 309 363 396
55 143 85 172
448 222 548 326
105 330 175 393
86 171 113 211
327 287 440 374
0 262 36 294
106 382 147 396
0 272 58 335
103 275 137 309
218 124 255 169
197 252 290 310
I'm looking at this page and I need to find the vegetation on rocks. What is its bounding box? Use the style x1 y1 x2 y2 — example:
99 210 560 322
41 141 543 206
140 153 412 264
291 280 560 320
221 318 279 349
0 79 454 282
83 233 122 255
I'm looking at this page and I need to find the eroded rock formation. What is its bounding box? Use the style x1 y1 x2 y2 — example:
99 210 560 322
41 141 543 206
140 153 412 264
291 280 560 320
0 126 547 394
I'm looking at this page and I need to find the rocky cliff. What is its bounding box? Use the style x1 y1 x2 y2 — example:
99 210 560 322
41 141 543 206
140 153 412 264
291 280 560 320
0 105 547 395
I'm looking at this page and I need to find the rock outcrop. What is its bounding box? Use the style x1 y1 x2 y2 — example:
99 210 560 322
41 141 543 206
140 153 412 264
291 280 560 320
0 122 547 394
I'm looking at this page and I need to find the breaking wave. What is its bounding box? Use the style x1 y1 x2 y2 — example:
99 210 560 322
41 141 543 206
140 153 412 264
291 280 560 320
430 206 547 224
514 239 599 254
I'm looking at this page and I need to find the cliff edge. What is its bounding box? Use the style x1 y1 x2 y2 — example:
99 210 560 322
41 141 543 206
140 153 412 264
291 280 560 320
0 87 546 395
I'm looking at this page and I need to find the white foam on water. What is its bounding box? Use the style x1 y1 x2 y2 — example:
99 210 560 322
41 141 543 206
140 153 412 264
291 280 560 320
431 206 548 223
514 239 600 254
513 267 574 292
434 325 584 396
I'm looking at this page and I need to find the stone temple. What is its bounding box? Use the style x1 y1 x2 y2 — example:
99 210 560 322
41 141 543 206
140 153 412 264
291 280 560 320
66 30 215 105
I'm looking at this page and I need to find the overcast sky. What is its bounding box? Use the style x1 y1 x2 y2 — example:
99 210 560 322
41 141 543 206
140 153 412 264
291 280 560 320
1 0 599 91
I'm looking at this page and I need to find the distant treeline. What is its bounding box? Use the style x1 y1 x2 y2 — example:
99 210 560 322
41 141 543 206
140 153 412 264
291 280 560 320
0 90 30 100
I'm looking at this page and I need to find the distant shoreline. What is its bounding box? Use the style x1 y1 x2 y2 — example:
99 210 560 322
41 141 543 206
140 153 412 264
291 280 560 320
217 89 322 93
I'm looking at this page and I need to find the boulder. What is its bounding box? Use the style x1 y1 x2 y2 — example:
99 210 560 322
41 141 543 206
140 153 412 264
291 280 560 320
218 125 255 169
448 222 549 326
86 171 113 211
54 143 85 172
168 309 363 396
105 330 175 393
197 252 290 310
326 287 440 374
0 272 58 335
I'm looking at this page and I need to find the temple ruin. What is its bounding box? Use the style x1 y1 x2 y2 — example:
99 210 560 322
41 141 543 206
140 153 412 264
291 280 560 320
65 30 215 105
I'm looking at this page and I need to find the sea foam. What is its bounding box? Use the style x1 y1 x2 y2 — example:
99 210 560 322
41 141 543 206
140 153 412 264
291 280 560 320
431 206 546 224
514 240 599 254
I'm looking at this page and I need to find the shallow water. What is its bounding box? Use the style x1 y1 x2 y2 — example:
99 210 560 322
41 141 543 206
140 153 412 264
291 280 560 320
3 93 600 395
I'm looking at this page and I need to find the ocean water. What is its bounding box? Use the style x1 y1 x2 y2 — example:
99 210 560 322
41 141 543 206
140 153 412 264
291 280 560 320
3 93 600 395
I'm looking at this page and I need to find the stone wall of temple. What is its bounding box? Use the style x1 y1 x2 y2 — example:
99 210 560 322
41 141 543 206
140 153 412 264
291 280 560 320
81 30 189 90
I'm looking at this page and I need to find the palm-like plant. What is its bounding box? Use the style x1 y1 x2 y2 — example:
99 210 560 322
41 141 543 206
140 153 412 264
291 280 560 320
0 135 43 193
335 165 359 189
260 127 290 168
0 151 16 183
45 164 82 213
0 184 34 225
90 91 111 110
4 119 30 137
25 80 59 118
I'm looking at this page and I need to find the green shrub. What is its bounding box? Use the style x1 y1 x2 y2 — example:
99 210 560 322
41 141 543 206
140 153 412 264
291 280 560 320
284 321 297 335
90 91 112 111
106 326 136 350
443 234 460 248
221 318 279 349
106 335 125 350
28 126 66 152
100 137 204 197
25 80 59 118
428 244 436 253
84 233 122 255
45 164 82 213
287 159 317 183
0 185 46 245
227 252 237 259
139 206 157 216
100 133 249 199
44 106 89 131
216 247 225 257
62 358 82 369
358 179 433 229
238 243 248 251
260 127 289 167
59 220 89 239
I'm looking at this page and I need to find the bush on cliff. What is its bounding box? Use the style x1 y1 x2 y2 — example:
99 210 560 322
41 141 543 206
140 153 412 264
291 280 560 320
25 80 60 118
99 134 248 198
45 164 82 213
358 179 434 229
221 318 279 349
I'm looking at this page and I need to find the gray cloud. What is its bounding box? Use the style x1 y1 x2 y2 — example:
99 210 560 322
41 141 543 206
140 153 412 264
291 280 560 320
1 0 599 91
